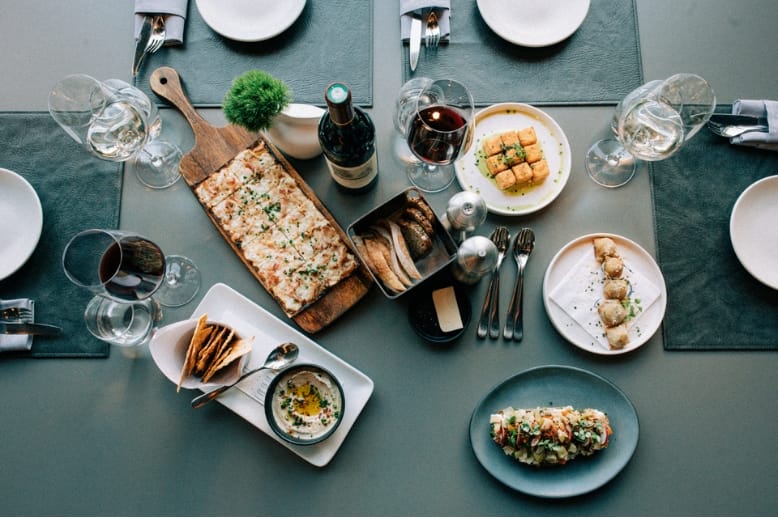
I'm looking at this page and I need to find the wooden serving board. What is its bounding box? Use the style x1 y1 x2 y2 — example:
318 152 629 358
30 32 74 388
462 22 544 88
149 67 372 333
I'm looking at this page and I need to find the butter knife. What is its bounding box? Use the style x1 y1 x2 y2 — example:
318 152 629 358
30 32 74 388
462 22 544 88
708 113 768 126
0 322 62 336
132 15 153 77
409 15 422 72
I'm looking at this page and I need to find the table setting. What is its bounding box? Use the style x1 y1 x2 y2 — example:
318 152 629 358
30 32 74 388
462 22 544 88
1 0 777 515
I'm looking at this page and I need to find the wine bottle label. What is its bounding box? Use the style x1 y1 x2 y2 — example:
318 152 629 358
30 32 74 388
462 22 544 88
325 152 378 190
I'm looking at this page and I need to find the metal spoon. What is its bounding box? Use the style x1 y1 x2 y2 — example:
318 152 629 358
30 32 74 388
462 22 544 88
191 342 299 409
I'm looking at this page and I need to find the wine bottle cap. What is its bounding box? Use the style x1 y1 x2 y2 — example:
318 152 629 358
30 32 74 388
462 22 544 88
325 82 354 125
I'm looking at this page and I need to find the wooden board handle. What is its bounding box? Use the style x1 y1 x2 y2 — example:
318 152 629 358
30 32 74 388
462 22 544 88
149 66 211 138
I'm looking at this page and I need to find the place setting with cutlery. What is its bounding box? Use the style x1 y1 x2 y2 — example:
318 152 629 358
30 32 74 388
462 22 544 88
1 0 778 515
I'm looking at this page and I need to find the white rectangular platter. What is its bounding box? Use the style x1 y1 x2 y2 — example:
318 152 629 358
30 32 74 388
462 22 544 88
191 283 374 467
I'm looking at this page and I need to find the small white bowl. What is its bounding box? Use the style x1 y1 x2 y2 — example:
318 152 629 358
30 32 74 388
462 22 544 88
149 318 250 390
267 103 325 160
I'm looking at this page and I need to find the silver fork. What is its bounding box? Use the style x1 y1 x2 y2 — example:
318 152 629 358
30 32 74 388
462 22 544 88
425 10 440 49
146 15 166 55
1 307 33 322
503 228 535 341
477 226 510 340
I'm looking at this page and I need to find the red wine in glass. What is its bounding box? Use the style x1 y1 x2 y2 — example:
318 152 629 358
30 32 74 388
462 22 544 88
407 105 469 165
98 237 165 301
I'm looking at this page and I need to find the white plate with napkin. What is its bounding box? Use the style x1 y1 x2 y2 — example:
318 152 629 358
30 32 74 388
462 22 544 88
543 233 666 355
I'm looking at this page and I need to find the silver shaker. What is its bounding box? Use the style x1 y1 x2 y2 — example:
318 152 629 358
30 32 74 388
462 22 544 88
451 235 498 285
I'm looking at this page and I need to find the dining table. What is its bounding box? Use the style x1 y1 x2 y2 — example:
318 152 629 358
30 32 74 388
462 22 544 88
1 0 777 515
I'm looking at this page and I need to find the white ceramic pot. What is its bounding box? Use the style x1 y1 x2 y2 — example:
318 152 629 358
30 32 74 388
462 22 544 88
267 103 325 160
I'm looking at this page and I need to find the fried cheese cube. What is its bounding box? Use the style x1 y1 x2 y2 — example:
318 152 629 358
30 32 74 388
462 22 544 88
523 143 543 163
494 169 517 190
503 146 525 166
511 163 533 185
518 127 538 146
500 130 520 148
483 135 503 156
530 159 550 183
486 154 509 175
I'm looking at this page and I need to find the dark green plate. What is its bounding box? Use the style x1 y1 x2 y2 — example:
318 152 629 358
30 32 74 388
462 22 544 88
469 365 639 498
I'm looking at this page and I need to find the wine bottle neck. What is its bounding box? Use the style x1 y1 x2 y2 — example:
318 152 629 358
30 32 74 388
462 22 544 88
325 82 355 125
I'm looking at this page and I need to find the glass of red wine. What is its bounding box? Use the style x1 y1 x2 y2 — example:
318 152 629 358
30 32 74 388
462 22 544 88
405 79 474 193
62 229 201 308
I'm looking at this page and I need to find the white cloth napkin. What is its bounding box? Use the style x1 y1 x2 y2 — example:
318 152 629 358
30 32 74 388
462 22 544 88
730 99 778 151
0 299 34 352
548 248 661 350
134 0 189 46
400 0 451 42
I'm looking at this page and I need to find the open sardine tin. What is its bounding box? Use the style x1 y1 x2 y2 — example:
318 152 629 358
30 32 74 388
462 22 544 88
347 188 458 299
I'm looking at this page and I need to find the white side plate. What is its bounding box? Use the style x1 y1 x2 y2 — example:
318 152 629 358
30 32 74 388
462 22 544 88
151 283 374 467
195 0 306 42
730 175 778 289
476 0 590 47
0 168 43 281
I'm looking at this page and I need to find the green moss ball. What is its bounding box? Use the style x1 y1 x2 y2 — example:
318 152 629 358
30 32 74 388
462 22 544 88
223 70 291 132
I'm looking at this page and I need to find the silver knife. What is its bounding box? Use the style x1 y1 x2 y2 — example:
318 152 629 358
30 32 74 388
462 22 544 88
409 15 422 72
132 15 153 77
0 322 62 336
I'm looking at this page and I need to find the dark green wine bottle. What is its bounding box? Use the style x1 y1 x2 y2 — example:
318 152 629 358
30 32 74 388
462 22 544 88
318 82 378 192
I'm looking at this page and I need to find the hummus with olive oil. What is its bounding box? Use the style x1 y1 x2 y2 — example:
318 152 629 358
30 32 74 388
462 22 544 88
271 368 342 441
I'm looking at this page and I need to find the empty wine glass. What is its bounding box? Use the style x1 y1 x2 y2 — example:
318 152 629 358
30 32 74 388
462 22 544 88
586 73 715 188
62 229 201 308
48 74 182 189
404 79 475 193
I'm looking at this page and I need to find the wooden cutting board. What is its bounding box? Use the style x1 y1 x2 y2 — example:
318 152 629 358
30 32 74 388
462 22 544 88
149 66 372 333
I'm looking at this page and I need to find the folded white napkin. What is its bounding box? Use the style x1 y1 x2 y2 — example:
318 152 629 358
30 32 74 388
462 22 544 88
548 248 661 351
0 299 34 352
730 99 778 151
400 0 451 42
134 0 189 46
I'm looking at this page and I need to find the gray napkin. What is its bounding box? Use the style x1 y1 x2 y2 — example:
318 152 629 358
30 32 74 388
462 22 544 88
0 299 34 352
134 0 189 46
730 99 778 151
400 0 451 42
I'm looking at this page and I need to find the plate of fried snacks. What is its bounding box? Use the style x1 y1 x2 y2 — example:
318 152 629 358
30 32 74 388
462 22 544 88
469 365 639 498
730 175 778 290
477 0 590 48
454 103 571 216
543 233 667 355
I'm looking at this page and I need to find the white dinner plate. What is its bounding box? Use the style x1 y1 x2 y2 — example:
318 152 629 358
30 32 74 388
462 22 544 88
730 175 778 289
151 283 374 467
476 0 591 47
195 0 306 42
0 168 43 281
542 233 667 355
469 365 639 498
454 103 571 216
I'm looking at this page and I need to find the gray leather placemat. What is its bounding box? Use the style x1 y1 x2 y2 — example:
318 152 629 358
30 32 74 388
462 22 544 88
136 0 373 107
0 112 122 358
404 0 643 106
650 113 778 350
